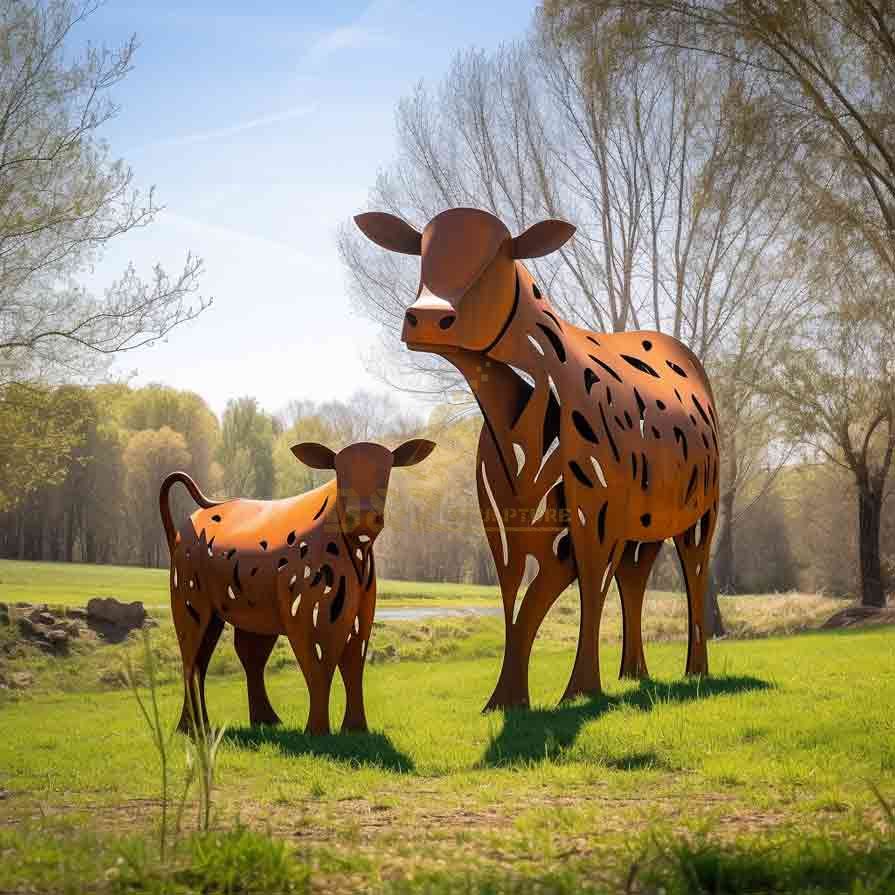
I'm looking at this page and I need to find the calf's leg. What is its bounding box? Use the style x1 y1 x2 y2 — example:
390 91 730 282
339 574 377 732
173 600 224 734
234 629 281 726
284 629 335 736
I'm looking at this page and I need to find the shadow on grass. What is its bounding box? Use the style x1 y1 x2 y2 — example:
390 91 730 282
480 674 773 769
225 725 415 772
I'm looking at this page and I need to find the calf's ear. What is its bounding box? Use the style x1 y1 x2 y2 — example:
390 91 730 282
511 219 575 259
354 212 422 255
392 438 436 467
291 442 336 470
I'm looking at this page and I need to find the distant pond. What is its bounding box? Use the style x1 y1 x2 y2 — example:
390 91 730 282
376 605 502 622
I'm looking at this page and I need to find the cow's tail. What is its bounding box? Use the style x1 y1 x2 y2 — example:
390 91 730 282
159 472 222 553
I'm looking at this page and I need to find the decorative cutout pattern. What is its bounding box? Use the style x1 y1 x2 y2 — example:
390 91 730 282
354 204 720 711
160 437 433 736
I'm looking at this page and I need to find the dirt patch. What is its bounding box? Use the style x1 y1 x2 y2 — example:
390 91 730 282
821 604 895 630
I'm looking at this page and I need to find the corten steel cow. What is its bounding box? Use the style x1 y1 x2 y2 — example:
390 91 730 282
356 208 720 711
159 438 435 735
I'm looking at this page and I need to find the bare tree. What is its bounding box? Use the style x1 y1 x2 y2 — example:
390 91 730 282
339 22 811 626
544 0 895 281
546 0 895 606
0 0 206 387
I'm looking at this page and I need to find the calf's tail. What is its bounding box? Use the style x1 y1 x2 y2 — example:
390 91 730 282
159 472 222 553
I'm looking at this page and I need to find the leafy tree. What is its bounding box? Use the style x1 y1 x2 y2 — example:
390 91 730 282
0 383 89 511
123 426 190 568
219 398 274 499
120 385 219 485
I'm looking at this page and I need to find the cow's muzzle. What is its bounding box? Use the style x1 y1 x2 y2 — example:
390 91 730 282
401 290 456 349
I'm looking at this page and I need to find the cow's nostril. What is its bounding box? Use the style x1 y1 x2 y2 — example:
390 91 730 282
405 311 418 327
439 314 456 330
374 514 384 526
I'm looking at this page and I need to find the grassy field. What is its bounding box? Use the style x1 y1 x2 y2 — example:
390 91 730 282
0 559 498 608
1 561 893 893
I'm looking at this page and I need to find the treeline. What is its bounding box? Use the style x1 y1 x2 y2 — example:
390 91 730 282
0 384 494 582
1 380 893 596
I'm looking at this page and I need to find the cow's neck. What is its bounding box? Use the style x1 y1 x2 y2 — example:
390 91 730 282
442 264 569 496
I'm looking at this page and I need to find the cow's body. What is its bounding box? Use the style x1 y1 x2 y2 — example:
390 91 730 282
466 267 718 706
161 438 433 735
355 207 720 710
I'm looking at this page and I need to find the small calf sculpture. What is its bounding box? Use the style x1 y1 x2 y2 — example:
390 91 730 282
160 438 435 735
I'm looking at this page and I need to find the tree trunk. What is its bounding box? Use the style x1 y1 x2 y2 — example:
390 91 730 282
704 562 726 638
714 432 738 593
857 483 886 608
714 487 736 593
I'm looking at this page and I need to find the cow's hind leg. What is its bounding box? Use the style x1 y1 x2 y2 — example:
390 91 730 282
174 605 224 734
614 540 662 679
234 629 281 726
561 541 620 703
673 510 716 676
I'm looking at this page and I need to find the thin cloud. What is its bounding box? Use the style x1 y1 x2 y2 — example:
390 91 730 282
305 25 387 61
165 212 330 273
140 103 317 150
304 0 402 63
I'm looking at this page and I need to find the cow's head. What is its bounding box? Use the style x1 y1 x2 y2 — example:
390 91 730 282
290 439 435 543
354 207 575 354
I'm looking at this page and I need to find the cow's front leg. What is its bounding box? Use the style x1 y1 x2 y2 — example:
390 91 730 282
485 561 573 712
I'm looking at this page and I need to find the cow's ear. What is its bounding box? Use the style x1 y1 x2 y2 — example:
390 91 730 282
354 212 422 256
511 219 575 259
291 442 336 470
392 438 436 467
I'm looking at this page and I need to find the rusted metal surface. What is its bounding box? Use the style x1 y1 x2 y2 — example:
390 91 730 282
159 439 435 735
356 207 719 710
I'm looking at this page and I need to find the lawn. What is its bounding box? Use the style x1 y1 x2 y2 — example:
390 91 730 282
1 561 893 893
0 559 498 608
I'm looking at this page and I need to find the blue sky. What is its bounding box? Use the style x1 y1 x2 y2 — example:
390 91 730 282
79 0 539 418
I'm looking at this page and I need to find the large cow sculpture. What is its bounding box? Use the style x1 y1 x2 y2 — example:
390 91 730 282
160 438 435 735
356 207 720 711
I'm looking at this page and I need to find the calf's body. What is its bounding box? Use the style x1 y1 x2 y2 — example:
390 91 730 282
160 439 433 735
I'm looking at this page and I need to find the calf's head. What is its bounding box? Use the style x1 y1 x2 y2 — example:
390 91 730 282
354 207 575 354
291 439 435 542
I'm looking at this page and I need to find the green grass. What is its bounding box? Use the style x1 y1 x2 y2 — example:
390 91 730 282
1 559 892 892
2 620 894 891
3 822 893 894
0 559 498 608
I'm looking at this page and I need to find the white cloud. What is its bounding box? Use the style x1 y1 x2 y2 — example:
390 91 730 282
304 0 402 63
163 212 329 273
140 103 317 150
306 24 388 61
